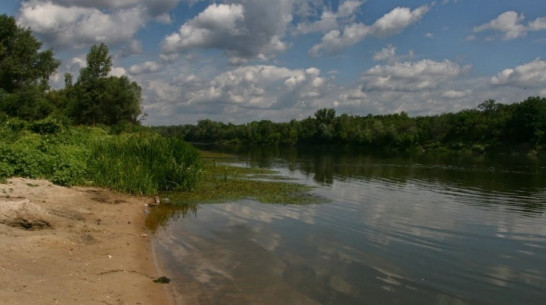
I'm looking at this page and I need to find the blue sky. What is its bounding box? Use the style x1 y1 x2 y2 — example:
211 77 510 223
2 0 546 125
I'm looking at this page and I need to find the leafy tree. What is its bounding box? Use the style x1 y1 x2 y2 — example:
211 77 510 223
78 43 111 84
508 96 546 145
70 43 141 125
0 14 60 120
0 14 59 93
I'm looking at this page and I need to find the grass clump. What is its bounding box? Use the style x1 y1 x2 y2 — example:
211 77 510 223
89 135 202 194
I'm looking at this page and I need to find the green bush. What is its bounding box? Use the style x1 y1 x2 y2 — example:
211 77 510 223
0 122 202 193
30 120 62 134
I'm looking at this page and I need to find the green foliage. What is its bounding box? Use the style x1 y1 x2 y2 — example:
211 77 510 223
0 85 56 120
68 43 141 125
0 15 59 121
155 97 546 154
0 14 60 93
89 135 202 194
0 130 88 185
0 123 203 193
29 119 62 134
79 43 112 84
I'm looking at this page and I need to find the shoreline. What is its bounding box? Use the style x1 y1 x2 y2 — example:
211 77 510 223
0 178 175 305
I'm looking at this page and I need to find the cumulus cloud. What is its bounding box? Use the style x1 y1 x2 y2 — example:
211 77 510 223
46 0 179 16
529 17 546 31
361 59 469 91
490 58 546 88
141 64 337 123
161 0 293 62
473 11 546 40
372 6 430 37
129 61 164 75
373 45 396 62
293 0 365 34
16 0 182 50
473 11 526 40
442 89 472 99
17 1 146 49
309 5 429 56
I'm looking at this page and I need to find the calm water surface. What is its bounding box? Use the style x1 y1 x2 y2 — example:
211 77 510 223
150 147 546 305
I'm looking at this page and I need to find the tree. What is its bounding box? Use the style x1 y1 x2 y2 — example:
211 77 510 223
0 14 59 93
78 43 111 85
508 96 546 145
0 14 60 120
315 108 336 141
70 43 141 125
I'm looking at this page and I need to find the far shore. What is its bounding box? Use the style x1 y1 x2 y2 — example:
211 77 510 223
0 177 175 305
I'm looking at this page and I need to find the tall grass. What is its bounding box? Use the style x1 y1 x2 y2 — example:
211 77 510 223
0 119 202 195
89 135 202 195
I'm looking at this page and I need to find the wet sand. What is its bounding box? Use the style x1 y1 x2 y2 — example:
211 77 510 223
0 178 174 305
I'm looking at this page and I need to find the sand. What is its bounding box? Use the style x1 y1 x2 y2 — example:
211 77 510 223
0 178 175 305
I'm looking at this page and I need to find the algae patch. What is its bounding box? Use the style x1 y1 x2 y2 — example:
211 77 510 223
159 151 325 205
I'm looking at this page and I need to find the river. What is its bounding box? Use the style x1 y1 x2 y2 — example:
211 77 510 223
151 146 546 305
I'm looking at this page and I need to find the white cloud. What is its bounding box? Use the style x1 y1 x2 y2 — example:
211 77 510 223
16 0 184 51
129 61 164 75
17 1 146 49
293 0 365 35
473 11 526 40
109 66 127 77
309 23 370 56
442 90 472 99
490 58 546 88
473 11 546 40
309 5 429 56
162 3 245 53
529 17 546 31
361 59 469 91
141 64 337 124
161 0 293 62
48 0 180 16
373 45 396 62
371 6 429 37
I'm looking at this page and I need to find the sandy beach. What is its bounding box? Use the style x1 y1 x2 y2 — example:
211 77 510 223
0 178 174 305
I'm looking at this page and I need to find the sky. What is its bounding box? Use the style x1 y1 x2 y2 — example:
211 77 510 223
1 0 546 125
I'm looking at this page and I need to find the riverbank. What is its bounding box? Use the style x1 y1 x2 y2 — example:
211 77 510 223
0 178 174 305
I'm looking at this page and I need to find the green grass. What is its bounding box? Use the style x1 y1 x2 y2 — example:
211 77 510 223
0 119 202 194
0 118 320 203
89 135 202 194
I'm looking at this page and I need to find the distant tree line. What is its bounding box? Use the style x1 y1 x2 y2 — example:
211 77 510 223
0 14 141 126
154 97 546 153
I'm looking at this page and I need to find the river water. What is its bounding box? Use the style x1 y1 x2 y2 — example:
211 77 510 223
150 147 546 305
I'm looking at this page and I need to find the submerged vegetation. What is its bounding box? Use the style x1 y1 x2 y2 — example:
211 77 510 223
160 151 320 205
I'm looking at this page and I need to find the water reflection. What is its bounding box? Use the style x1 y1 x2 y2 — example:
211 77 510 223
197 145 546 215
152 148 546 305
146 203 198 233
153 202 492 305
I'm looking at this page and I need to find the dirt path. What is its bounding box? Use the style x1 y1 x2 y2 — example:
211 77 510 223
0 178 174 305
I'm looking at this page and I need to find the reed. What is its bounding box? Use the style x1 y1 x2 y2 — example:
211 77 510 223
88 135 202 195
